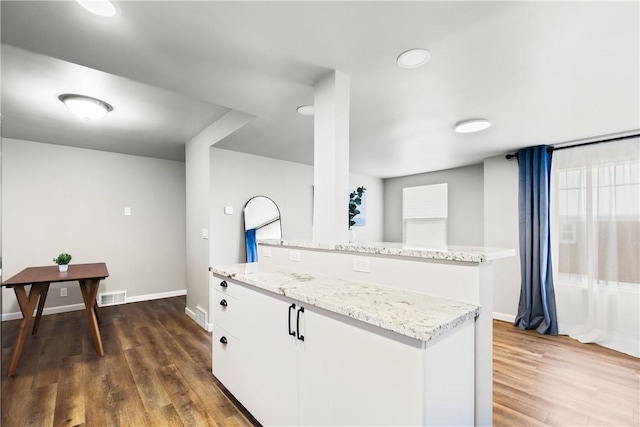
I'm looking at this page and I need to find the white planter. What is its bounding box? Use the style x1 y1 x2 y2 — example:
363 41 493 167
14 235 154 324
58 264 69 272
348 229 357 243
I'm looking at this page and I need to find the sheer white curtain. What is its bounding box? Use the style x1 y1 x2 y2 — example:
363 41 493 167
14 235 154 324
551 137 640 357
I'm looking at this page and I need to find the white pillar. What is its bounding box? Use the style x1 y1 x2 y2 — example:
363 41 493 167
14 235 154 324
312 70 350 243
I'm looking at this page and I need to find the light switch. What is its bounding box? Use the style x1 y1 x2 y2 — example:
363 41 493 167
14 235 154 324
124 207 131 216
224 206 234 215
202 228 209 239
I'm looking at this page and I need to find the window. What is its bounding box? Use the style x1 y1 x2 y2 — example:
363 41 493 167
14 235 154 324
553 148 640 287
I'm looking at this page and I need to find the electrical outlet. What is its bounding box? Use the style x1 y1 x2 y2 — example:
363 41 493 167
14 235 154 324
60 287 68 297
353 257 370 273
263 246 272 257
289 250 301 262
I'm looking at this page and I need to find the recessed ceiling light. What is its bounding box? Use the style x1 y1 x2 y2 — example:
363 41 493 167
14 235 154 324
296 105 314 116
454 119 491 133
396 49 431 69
76 0 116 17
58 94 114 120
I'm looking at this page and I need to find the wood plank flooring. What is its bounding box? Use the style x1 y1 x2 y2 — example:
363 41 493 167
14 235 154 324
493 320 639 426
2 297 638 426
1 296 256 427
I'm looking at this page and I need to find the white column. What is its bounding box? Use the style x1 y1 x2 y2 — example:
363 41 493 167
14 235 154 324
312 70 350 243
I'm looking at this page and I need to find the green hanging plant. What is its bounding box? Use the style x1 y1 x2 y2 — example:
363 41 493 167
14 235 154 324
349 186 366 229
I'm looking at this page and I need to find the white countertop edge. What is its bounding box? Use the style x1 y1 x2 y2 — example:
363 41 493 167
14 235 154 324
211 263 480 343
258 239 515 263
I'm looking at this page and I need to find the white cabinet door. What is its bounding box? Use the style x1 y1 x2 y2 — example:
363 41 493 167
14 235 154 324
298 306 424 426
242 287 299 426
213 325 249 404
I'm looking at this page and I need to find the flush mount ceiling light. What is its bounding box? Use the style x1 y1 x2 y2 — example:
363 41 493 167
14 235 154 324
296 105 315 116
76 0 116 17
58 94 114 120
454 119 491 133
396 48 431 69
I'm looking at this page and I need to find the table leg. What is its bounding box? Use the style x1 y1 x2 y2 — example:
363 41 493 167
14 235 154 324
7 284 46 376
32 282 50 335
79 279 104 356
93 300 101 324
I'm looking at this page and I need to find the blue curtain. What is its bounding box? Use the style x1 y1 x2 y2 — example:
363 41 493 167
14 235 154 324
245 228 258 263
514 145 558 334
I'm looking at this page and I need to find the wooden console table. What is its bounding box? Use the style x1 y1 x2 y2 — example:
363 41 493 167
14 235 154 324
2 262 109 376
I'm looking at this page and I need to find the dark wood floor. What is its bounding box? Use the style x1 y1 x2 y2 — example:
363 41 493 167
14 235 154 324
1 296 256 427
1 297 638 426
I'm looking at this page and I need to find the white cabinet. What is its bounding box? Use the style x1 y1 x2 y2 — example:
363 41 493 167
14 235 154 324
212 275 475 426
298 307 424 426
242 288 298 426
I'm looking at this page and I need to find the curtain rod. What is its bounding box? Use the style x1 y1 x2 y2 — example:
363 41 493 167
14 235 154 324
505 132 640 160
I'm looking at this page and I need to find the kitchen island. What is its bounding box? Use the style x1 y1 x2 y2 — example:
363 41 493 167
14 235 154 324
211 263 480 426
257 239 515 426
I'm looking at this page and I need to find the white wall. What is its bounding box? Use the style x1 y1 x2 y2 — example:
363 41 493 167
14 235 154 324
209 148 384 268
483 155 520 320
383 164 485 246
185 111 254 326
1 138 186 315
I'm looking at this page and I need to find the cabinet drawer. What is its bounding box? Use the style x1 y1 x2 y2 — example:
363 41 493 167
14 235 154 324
213 291 244 339
212 325 248 402
212 276 247 300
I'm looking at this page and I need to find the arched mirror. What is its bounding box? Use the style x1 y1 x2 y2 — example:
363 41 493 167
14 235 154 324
243 196 282 262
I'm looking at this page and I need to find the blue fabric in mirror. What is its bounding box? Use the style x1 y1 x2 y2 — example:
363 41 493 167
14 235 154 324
246 228 258 262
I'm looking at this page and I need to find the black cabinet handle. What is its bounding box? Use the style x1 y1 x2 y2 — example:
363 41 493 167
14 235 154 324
288 303 296 336
219 336 228 344
219 280 228 288
219 299 227 307
296 306 305 341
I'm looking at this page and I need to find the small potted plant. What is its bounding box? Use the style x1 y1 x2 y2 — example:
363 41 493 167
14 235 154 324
53 253 72 272
348 186 366 242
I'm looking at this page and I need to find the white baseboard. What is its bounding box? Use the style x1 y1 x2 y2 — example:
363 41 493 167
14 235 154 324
2 289 187 322
184 307 212 332
127 289 186 303
185 306 196 320
1 303 86 321
493 312 516 323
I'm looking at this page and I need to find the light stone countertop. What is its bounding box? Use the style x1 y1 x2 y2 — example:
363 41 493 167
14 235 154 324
211 263 480 343
258 239 515 263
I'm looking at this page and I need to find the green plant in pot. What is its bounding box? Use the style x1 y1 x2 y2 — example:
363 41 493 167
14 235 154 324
53 253 72 272
348 186 366 241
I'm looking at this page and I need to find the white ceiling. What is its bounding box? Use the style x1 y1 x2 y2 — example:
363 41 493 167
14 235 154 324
1 1 639 178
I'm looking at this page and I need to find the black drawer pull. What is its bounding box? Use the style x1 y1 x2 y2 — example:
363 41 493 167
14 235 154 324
288 303 296 336
219 299 228 307
219 280 228 288
296 306 305 341
220 336 228 344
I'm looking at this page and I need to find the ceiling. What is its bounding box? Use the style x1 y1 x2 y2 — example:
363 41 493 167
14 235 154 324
1 1 638 178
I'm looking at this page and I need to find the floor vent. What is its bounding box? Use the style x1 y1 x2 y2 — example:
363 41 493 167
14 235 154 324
196 306 208 329
98 291 127 307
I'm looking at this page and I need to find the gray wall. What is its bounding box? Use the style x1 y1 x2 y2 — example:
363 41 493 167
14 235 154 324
383 163 484 246
1 138 186 315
